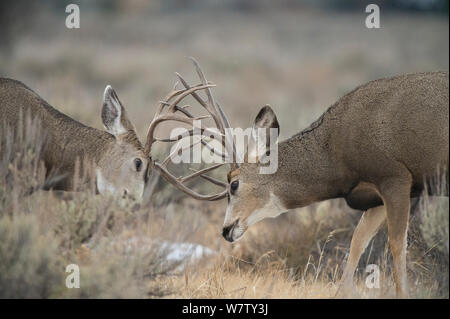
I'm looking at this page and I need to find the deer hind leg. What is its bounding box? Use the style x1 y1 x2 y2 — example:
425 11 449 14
379 175 412 298
336 205 386 298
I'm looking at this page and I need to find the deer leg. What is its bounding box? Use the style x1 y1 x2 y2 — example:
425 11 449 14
336 205 386 298
379 176 412 298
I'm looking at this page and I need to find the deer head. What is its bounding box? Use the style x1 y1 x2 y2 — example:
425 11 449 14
222 106 284 242
146 60 284 240
96 85 149 200
94 59 237 203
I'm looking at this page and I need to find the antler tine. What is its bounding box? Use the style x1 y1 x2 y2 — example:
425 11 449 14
188 57 225 132
216 101 239 168
198 174 228 188
174 72 225 134
155 127 225 145
145 58 237 201
180 163 225 183
145 82 216 154
174 73 231 157
155 82 181 116
159 81 211 113
145 111 212 155
176 60 237 164
161 136 203 168
187 167 228 187
161 133 222 168
201 139 227 160
153 161 227 201
189 58 216 107
159 102 194 118
167 84 216 113
190 58 240 168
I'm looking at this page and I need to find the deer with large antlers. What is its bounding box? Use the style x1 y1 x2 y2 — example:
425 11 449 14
218 71 448 298
143 65 448 298
0 58 234 201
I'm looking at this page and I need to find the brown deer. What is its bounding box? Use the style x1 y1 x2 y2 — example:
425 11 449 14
218 71 449 298
0 59 235 201
1 79 150 199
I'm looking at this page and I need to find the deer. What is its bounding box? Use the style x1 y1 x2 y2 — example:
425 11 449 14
1 78 150 199
0 59 236 202
214 71 449 298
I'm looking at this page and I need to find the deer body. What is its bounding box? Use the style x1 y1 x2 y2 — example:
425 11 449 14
222 71 449 297
0 78 149 199
263 71 448 210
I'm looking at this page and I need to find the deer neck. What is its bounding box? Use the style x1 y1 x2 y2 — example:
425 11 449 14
42 118 115 180
272 127 350 209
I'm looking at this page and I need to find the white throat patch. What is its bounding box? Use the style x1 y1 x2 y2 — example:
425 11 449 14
246 192 288 227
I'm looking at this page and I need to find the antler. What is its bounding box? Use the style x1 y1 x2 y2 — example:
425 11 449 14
144 58 238 201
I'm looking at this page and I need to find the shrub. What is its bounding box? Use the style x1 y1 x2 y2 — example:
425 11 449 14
0 215 64 298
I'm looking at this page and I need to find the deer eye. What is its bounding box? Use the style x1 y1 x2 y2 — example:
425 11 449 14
134 158 143 172
230 180 239 195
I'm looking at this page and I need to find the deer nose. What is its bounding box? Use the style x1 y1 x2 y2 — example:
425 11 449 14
222 225 233 241
222 219 238 242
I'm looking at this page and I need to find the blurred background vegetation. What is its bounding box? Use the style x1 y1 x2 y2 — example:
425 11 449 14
0 0 448 298
1 0 448 140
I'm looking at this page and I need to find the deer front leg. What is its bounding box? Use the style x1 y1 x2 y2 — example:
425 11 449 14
379 176 412 298
336 205 386 298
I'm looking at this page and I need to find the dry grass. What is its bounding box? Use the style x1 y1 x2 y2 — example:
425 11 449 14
0 8 448 298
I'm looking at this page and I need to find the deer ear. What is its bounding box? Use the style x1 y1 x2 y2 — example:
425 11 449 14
253 105 280 135
101 85 134 138
248 105 280 162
